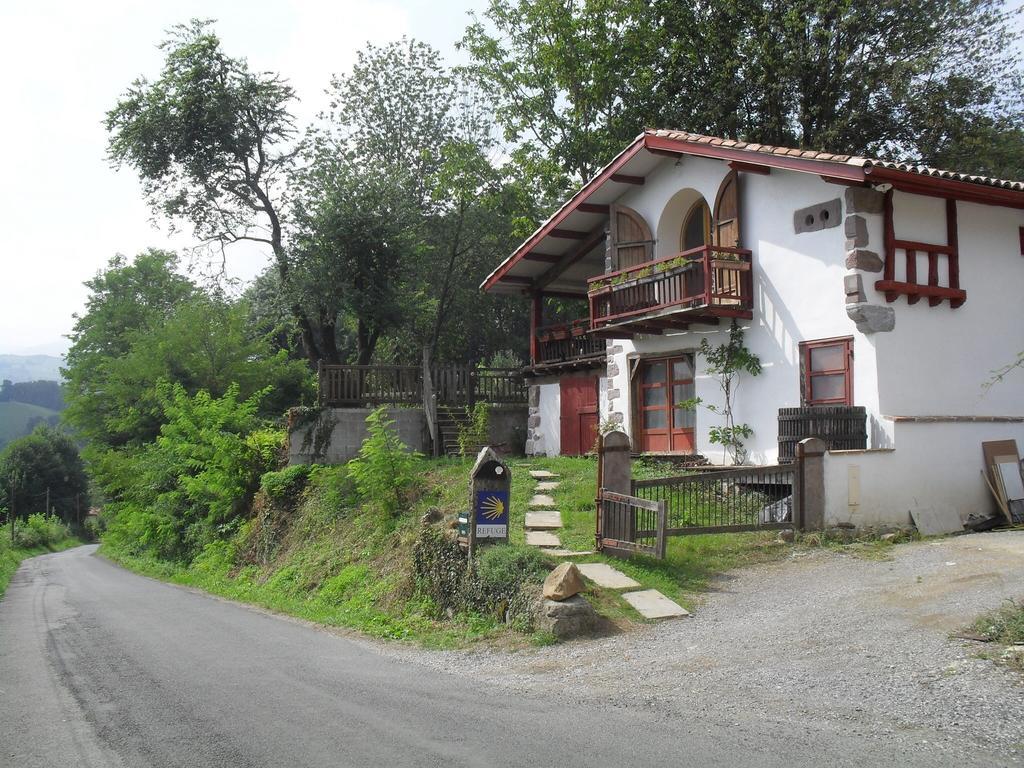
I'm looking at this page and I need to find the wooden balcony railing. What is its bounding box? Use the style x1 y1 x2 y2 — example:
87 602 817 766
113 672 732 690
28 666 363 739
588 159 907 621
587 245 753 330
533 319 606 366
318 364 526 407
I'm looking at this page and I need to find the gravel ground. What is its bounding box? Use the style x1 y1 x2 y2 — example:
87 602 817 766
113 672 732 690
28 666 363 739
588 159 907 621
385 530 1024 765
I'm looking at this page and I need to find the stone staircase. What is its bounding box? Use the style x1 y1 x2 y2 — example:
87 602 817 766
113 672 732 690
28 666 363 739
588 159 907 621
435 406 485 458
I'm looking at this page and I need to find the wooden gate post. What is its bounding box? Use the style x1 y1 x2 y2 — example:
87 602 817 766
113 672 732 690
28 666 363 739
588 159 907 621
795 437 827 531
597 430 632 549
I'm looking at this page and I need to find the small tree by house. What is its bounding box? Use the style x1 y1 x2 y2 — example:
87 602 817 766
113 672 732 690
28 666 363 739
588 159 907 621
684 322 762 465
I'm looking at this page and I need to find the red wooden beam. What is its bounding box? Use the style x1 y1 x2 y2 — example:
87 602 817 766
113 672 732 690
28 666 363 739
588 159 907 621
927 251 940 307
873 280 966 303
905 249 918 304
549 228 589 240
865 166 1024 210
537 226 606 290
821 175 868 187
729 160 770 175
946 199 963 308
577 203 610 214
529 292 543 364
882 190 895 288
481 137 646 292
610 173 644 185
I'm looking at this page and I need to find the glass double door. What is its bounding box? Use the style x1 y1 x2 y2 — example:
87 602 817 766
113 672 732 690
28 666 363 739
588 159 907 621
638 355 696 453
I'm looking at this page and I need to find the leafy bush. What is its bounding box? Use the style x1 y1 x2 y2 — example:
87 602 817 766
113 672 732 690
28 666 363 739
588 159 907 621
260 464 311 506
412 527 548 630
348 407 420 517
101 383 283 562
15 513 70 548
457 402 490 457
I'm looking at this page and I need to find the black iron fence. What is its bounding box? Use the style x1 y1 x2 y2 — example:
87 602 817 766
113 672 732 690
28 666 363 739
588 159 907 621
630 464 796 537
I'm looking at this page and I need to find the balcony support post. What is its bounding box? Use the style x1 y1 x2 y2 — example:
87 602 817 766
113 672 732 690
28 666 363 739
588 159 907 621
529 291 543 365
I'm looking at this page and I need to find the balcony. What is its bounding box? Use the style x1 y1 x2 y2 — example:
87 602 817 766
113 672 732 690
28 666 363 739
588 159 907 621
587 245 753 335
530 319 606 372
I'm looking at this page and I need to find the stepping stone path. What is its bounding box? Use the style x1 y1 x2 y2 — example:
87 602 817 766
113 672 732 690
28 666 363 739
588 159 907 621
523 467 686 620
526 530 561 547
622 589 690 619
576 562 640 590
525 511 562 530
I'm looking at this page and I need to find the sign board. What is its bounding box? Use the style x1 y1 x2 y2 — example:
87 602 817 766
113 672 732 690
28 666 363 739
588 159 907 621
475 489 509 539
464 446 512 555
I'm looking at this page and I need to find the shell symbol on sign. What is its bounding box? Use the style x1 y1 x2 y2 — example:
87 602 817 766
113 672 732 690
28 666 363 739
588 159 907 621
480 495 506 521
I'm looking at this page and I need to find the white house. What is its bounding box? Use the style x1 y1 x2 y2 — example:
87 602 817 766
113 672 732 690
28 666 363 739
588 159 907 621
482 130 1024 528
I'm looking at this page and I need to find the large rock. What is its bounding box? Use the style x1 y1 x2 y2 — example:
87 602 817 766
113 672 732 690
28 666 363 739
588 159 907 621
535 594 597 638
846 302 895 333
543 562 584 601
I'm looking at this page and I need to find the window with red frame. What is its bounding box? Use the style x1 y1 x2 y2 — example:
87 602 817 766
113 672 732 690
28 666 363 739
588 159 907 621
800 337 853 406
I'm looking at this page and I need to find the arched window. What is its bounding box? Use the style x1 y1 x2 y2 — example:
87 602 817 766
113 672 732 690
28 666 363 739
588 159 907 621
680 199 711 251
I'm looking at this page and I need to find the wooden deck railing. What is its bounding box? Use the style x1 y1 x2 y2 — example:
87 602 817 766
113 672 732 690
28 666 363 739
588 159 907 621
534 319 605 366
319 364 526 407
587 245 753 328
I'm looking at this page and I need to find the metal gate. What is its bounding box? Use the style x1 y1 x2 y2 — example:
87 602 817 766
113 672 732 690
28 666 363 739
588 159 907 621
632 464 797 536
596 489 667 559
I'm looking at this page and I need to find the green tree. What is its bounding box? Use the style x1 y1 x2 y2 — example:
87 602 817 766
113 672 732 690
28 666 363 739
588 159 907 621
0 426 89 522
105 20 329 367
463 0 1024 180
64 252 309 449
310 38 532 365
684 323 763 465
101 384 282 561
63 249 194 446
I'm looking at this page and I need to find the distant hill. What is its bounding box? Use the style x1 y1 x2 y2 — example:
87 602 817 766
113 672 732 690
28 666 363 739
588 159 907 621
0 401 60 450
0 354 63 383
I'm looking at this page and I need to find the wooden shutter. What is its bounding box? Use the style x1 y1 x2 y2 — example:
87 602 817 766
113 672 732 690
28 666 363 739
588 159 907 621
713 170 740 248
610 205 653 269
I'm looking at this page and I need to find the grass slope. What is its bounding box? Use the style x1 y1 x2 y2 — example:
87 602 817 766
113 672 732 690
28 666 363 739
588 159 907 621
105 454 815 646
0 401 59 448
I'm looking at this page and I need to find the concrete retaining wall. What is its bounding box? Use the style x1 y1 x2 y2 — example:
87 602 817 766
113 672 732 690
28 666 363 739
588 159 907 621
288 406 527 465
822 420 1024 529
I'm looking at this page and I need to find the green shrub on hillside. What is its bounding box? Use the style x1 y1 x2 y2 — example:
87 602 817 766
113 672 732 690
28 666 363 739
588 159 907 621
259 464 311 506
412 527 549 630
15 513 71 548
349 407 421 517
102 383 284 562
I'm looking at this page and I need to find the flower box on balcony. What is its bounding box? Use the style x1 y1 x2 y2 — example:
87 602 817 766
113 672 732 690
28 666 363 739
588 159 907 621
710 258 751 271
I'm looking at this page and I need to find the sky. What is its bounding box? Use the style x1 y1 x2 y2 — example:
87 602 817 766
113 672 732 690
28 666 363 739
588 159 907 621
0 0 486 356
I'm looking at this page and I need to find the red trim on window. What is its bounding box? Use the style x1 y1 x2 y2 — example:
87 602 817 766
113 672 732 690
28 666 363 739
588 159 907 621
800 337 853 407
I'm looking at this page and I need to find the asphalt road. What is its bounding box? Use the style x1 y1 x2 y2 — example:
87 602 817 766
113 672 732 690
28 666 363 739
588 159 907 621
0 545 1013 767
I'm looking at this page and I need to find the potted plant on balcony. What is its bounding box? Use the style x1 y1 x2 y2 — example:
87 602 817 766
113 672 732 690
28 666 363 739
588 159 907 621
710 249 751 270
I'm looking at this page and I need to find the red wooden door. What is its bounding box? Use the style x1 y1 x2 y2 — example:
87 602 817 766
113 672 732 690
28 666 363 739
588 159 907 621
560 376 599 456
638 357 695 453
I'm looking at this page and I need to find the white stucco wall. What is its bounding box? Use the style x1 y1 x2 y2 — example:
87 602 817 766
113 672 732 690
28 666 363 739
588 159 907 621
873 194 1024 419
823 421 1024 529
604 159 885 463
